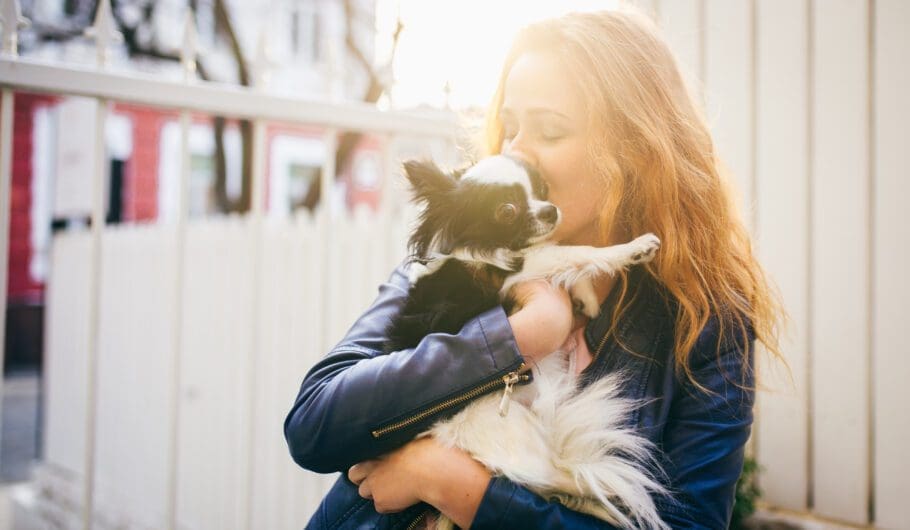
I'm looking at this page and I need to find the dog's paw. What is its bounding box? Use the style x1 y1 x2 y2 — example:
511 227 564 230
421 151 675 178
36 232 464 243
571 285 602 319
580 299 601 319
629 233 661 264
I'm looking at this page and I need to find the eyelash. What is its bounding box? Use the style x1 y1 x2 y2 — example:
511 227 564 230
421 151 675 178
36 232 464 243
540 131 564 142
502 125 564 143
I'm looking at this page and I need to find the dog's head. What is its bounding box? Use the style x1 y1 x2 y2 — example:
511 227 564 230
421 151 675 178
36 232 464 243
403 155 560 261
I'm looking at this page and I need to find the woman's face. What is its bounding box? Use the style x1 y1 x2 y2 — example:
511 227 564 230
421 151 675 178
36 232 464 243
500 51 606 246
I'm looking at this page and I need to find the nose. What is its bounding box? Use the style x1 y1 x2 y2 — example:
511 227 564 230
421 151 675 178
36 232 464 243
503 134 538 169
539 204 558 224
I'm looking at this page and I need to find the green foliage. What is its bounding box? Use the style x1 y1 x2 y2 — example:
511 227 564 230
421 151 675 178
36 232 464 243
731 456 761 529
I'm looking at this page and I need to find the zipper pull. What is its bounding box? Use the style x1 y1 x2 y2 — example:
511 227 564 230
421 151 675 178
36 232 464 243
498 371 520 417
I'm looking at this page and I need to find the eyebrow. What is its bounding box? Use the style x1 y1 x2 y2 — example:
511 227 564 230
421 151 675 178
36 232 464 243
499 106 573 122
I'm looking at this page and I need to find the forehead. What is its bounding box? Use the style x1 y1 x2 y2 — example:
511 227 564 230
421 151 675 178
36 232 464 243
460 156 533 194
501 51 584 123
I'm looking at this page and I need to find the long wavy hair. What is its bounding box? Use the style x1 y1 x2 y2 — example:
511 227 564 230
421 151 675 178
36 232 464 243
483 8 785 387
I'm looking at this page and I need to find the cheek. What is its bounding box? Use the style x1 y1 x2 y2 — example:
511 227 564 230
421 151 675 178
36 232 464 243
540 141 597 194
536 141 606 240
542 166 603 222
556 189 601 228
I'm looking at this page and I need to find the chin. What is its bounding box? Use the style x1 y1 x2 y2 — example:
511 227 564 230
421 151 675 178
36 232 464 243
385 154 669 530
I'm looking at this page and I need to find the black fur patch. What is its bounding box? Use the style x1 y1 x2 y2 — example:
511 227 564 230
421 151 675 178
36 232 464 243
384 260 510 353
387 156 558 355
403 162 539 259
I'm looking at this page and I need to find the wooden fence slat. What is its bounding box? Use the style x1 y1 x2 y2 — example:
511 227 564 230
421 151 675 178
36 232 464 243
94 227 176 527
177 220 256 530
810 0 871 524
250 223 290 530
43 233 92 480
658 0 704 98
703 0 754 227
754 0 811 512
629 0 659 20
873 1 910 527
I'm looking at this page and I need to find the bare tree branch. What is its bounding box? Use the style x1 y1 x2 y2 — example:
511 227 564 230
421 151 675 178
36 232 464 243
302 0 403 211
208 0 253 214
213 0 250 86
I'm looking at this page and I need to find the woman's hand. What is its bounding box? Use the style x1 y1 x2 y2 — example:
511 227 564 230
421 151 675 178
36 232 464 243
507 280 574 363
349 437 492 527
348 437 433 513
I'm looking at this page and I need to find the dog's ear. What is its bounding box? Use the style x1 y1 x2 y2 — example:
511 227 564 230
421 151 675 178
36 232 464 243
403 160 456 201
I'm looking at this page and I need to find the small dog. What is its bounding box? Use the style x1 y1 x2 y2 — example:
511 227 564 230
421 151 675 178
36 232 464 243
388 155 668 529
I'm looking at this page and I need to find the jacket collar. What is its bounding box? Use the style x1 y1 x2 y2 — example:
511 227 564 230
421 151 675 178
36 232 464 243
580 267 675 385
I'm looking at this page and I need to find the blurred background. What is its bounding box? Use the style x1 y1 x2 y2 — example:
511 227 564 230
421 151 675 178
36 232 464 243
0 0 906 529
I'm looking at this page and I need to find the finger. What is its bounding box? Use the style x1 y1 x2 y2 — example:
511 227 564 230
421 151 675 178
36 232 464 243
357 478 373 500
348 461 376 485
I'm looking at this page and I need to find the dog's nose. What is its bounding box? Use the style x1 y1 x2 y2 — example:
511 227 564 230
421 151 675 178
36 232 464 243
539 204 558 223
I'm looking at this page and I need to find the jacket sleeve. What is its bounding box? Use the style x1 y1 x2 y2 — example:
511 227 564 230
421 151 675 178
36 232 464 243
284 263 526 474
471 324 755 530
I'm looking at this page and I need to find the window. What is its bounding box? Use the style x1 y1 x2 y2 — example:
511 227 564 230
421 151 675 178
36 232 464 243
292 2 321 63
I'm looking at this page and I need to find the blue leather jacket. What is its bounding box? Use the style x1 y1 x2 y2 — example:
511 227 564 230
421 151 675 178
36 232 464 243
284 263 755 529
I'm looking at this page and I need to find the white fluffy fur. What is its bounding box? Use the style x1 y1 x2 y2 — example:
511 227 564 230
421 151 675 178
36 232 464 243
427 351 669 530
501 233 661 318
461 156 534 194
412 235 660 311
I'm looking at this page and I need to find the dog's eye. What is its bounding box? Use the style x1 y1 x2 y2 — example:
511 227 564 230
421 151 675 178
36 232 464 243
495 203 519 224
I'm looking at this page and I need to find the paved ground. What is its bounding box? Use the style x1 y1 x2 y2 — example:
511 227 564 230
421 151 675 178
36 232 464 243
0 484 13 529
0 369 41 530
1 370 41 484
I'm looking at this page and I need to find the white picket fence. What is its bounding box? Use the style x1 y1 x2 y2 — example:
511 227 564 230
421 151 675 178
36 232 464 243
40 214 410 530
3 0 909 528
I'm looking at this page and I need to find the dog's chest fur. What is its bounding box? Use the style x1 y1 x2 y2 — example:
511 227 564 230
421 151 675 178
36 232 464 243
426 351 668 530
383 258 518 354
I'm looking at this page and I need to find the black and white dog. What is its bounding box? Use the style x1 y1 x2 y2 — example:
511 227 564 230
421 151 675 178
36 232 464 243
388 155 668 530
387 155 660 352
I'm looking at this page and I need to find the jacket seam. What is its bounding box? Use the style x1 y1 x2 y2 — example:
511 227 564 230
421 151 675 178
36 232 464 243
476 312 499 369
629 330 662 426
327 496 371 530
491 479 518 529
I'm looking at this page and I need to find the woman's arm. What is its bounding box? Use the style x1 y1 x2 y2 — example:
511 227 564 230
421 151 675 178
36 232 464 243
651 326 755 528
284 265 572 474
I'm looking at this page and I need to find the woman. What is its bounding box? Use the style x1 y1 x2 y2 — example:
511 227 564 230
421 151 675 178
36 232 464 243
285 8 783 529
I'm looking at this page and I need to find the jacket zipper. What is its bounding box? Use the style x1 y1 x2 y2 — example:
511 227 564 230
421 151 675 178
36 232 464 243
404 508 430 530
371 363 530 439
592 330 611 361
